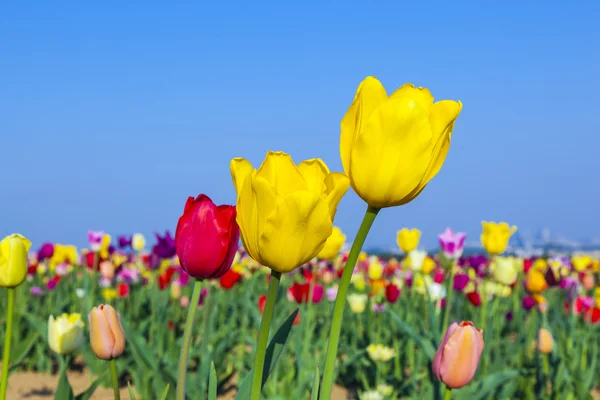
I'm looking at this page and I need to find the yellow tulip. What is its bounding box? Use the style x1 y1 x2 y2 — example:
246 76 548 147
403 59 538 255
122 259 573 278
422 257 436 274
397 228 421 253
100 234 112 259
480 221 517 255
317 226 346 260
347 293 368 314
572 255 592 272
48 313 85 355
368 256 383 280
230 151 350 273
0 234 32 288
525 268 547 294
491 256 520 285
102 288 117 301
340 77 462 208
352 274 366 291
366 344 396 362
49 244 78 269
131 233 145 252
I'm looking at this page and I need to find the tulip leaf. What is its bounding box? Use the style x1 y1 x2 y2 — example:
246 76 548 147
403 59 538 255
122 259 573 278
387 309 436 360
127 382 137 400
456 369 528 400
235 309 299 400
9 332 39 372
310 365 320 400
159 384 170 400
75 373 106 400
208 360 217 400
55 357 75 400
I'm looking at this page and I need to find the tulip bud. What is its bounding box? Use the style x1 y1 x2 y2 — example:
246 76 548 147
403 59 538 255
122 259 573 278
88 304 126 360
48 313 85 355
432 321 484 389
0 234 32 288
537 328 554 354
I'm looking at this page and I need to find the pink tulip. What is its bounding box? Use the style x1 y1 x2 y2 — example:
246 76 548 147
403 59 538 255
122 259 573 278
432 321 484 389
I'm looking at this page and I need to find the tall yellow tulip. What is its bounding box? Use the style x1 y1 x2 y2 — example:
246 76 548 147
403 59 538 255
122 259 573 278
397 228 421 253
317 226 346 260
480 221 517 255
230 151 350 273
340 76 462 208
0 234 32 288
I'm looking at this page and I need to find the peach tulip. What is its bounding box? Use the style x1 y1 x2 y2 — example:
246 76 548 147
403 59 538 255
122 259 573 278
432 321 484 389
537 328 554 354
88 304 126 360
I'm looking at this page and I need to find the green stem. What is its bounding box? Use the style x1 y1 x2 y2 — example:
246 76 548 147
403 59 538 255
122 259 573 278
176 279 203 400
109 358 120 400
250 270 282 400
0 288 15 400
441 263 456 340
443 385 452 400
319 206 380 400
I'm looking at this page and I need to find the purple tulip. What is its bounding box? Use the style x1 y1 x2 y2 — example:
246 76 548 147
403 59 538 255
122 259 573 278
438 228 467 260
118 235 132 249
153 231 176 259
372 302 386 313
30 286 44 296
38 243 55 260
198 288 209 306
453 273 470 291
505 311 513 321
88 230 105 252
326 286 338 301
46 279 59 291
522 296 536 311
176 268 191 286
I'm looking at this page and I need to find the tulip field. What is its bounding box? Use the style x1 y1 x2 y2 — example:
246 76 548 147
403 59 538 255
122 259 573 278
1 77 599 400
1 229 600 399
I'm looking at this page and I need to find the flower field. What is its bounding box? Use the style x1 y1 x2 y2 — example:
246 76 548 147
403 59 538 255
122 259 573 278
1 228 599 399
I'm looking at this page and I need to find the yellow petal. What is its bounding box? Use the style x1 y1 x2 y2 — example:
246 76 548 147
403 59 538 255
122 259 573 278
324 172 350 219
259 191 332 273
230 158 254 196
297 158 330 194
349 94 432 208
255 151 306 195
340 76 388 174
390 83 434 110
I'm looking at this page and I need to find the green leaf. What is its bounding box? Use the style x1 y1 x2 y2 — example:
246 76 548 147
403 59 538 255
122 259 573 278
456 369 528 400
208 360 217 400
387 309 436 360
310 365 320 400
9 332 39 372
55 358 75 400
75 373 106 400
159 384 170 400
235 309 299 400
127 382 137 400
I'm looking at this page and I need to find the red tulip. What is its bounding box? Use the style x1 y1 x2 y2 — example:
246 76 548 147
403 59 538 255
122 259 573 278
466 291 481 307
385 283 401 303
117 282 130 298
258 295 267 313
584 307 600 324
220 269 242 289
175 194 239 280
288 282 323 304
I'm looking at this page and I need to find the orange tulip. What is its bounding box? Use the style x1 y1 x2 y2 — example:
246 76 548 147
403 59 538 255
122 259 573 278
432 321 484 389
537 328 554 354
88 304 126 360
525 268 547 294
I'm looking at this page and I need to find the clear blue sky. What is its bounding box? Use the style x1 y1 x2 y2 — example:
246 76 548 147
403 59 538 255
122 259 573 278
2 1 599 251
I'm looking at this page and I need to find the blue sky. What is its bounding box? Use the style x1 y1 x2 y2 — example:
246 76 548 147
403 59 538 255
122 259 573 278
1 1 599 252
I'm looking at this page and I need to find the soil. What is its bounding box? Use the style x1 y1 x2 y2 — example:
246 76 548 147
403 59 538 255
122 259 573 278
1 367 350 399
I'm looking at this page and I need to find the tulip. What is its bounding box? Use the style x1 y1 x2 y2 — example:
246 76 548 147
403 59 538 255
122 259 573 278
99 260 115 280
174 194 239 280
30 286 44 296
438 228 467 260
537 328 554 354
317 226 346 260
117 283 130 298
368 257 383 280
180 296 190 308
366 344 396 362
88 231 104 252
88 304 126 360
326 286 338 301
572 255 592 272
219 269 242 289
37 243 55 260
432 321 484 389
522 296 536 311
0 234 32 288
525 268 548 294
480 221 517 255
153 231 177 259
466 291 481 307
385 283 401 303
230 152 350 273
453 274 470 291
340 77 462 208
48 313 85 355
397 228 421 253
131 233 145 252
171 281 182 299
347 293 368 314
492 256 520 285
582 273 595 291
117 235 131 248
406 249 427 272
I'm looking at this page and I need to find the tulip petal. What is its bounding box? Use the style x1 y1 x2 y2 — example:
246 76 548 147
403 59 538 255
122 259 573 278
297 158 330 194
255 151 306 196
340 76 388 174
324 172 350 219
350 95 432 208
230 158 254 196
259 191 332 273
89 307 115 360
390 83 434 110
103 306 126 359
